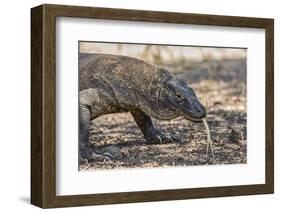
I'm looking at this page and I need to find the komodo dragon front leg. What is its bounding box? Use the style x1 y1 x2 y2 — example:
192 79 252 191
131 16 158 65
130 109 181 144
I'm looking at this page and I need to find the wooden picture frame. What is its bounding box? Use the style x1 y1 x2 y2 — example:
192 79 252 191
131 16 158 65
31 4 274 208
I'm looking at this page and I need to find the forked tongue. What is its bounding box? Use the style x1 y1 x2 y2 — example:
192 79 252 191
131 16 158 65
202 118 214 158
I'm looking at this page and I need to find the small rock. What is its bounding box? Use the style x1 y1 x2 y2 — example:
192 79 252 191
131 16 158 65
121 149 129 158
227 129 240 144
100 145 122 159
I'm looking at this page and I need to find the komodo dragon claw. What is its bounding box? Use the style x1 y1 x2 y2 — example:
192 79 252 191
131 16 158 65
80 150 113 164
147 132 182 144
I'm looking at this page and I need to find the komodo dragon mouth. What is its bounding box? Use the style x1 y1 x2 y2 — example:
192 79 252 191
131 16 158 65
182 112 205 123
180 98 206 123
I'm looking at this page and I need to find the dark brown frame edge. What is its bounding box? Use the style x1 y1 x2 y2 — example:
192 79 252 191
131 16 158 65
31 4 274 208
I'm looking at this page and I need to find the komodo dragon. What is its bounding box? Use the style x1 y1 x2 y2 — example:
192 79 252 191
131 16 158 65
79 53 206 163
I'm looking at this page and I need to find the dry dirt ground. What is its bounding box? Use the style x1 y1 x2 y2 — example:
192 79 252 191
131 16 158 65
80 59 247 171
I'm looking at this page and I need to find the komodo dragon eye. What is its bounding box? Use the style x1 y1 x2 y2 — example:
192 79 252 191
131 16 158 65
175 92 186 100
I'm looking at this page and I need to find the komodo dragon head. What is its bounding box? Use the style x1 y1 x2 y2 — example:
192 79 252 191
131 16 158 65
159 78 206 122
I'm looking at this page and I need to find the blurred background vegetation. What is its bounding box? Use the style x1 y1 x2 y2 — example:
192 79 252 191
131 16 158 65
80 42 246 66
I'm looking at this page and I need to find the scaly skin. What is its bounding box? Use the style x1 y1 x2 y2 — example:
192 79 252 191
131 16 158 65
79 53 206 163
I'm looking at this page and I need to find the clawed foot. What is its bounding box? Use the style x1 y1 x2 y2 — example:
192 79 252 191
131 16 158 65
79 145 113 164
146 131 182 144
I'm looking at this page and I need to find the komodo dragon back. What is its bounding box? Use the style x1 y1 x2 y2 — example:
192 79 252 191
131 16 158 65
79 53 176 118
